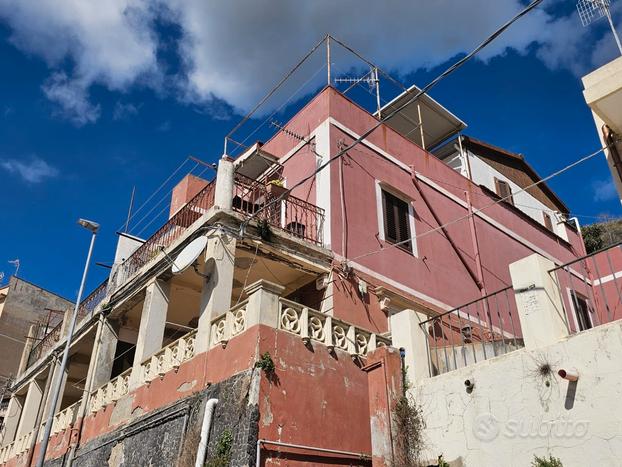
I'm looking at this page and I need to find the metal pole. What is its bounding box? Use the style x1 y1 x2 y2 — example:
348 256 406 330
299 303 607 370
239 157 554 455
374 67 381 115
124 186 135 234
36 231 97 467
417 103 425 150
326 35 331 86
605 7 622 56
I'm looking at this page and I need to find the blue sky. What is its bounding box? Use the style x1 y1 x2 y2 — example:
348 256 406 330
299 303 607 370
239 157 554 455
0 1 621 300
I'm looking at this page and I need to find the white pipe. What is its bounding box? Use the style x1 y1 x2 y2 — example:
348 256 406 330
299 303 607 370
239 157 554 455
195 398 219 467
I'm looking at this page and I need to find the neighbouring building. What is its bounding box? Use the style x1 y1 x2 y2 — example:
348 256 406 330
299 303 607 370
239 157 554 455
582 54 622 206
0 278 72 389
1 47 621 467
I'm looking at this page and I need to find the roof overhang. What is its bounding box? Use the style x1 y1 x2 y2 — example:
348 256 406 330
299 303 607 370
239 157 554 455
233 143 280 180
379 85 467 150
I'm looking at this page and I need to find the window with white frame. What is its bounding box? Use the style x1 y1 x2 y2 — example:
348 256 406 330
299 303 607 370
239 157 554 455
570 291 592 331
375 182 417 255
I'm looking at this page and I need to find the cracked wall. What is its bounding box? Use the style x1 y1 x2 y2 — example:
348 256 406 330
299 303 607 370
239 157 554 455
414 320 622 467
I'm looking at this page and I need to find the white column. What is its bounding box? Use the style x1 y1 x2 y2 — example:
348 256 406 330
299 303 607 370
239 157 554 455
15 380 43 437
244 280 285 329
1 396 24 446
214 158 234 210
509 253 570 349
130 279 169 388
42 358 68 420
196 233 236 354
390 309 430 386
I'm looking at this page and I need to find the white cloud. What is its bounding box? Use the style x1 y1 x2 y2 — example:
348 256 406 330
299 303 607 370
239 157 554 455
592 178 618 202
0 156 59 183
42 73 101 126
0 0 159 124
0 0 615 119
113 101 140 120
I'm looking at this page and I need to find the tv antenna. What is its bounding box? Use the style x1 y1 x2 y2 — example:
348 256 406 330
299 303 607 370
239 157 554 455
8 259 19 277
334 67 382 114
577 0 622 55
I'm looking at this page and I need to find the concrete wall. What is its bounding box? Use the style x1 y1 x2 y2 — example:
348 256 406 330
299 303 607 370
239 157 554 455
414 319 622 467
0 277 71 385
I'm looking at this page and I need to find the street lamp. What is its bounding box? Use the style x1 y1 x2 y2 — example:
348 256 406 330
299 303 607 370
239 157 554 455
36 219 99 467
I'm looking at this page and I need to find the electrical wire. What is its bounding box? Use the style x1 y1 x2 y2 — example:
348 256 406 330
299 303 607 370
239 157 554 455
240 0 544 232
116 157 192 232
232 62 327 156
351 144 609 262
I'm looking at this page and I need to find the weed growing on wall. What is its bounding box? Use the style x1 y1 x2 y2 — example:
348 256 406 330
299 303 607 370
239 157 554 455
531 454 563 467
255 352 275 374
393 394 425 467
206 429 233 467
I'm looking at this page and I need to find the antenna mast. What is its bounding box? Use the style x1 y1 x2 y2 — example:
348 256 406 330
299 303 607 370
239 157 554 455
577 0 622 55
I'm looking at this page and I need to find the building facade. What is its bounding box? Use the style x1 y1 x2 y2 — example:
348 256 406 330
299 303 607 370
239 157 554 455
0 85 619 467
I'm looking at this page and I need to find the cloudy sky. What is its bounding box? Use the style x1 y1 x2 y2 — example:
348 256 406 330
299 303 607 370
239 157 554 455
0 0 621 297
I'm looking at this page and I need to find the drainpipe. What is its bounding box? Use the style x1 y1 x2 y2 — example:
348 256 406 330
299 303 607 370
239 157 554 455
465 190 486 294
195 398 219 467
409 165 482 289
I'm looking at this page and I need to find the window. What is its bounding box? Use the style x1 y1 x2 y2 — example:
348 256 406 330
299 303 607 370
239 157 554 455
381 189 412 253
543 212 554 232
570 292 592 331
494 178 514 205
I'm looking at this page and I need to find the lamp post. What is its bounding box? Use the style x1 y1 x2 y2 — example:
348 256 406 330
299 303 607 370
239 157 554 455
36 219 99 467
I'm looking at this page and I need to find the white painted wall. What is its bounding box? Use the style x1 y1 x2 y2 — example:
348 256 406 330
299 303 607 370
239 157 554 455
443 146 569 241
414 319 622 467
466 151 569 241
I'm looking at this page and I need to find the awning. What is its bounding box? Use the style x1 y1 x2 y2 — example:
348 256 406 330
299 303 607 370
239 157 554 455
379 85 467 150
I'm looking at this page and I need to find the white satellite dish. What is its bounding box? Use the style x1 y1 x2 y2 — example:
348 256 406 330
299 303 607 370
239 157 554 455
172 236 208 275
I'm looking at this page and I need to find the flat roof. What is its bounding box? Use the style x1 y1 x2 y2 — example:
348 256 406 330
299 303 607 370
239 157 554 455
379 85 467 150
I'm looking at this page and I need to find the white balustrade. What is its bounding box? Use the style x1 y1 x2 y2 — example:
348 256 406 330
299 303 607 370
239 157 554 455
50 400 80 435
140 329 197 385
210 301 248 347
89 366 132 413
277 298 391 356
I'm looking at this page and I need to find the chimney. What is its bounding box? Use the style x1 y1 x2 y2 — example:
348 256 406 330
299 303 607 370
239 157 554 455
169 174 209 218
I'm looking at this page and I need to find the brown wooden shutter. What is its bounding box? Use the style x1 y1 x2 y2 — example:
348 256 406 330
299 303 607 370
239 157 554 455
543 213 553 231
494 178 514 206
382 190 412 252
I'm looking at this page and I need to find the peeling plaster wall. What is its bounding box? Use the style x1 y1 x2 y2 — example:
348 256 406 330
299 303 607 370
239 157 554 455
415 320 622 467
67 371 259 467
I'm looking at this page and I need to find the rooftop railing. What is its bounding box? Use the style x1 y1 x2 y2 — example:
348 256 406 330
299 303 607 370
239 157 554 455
419 286 524 376
26 280 108 369
233 173 324 245
115 180 217 284
549 241 622 334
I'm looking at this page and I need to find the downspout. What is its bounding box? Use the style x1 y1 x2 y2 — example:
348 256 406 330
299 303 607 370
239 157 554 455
195 398 219 467
24 356 56 467
409 165 483 290
465 190 487 295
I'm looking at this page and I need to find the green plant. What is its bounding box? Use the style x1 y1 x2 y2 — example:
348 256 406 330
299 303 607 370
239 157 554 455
267 179 285 187
205 429 233 467
531 454 563 467
393 395 425 467
255 352 275 374
437 454 450 467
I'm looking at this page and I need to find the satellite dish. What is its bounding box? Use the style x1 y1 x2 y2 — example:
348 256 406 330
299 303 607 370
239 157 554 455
172 236 208 275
